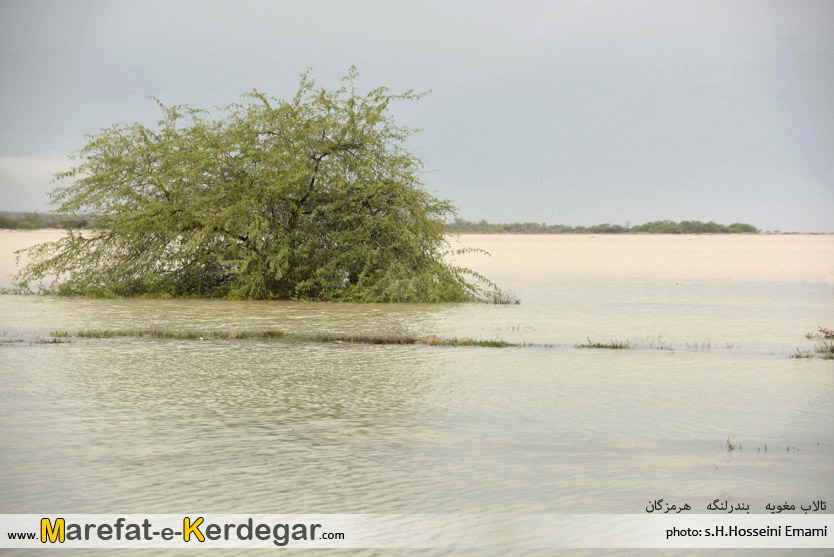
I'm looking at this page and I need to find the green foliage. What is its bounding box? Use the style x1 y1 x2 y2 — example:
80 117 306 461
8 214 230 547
0 212 40 229
629 220 757 234
15 69 492 302
0 214 16 229
728 222 758 233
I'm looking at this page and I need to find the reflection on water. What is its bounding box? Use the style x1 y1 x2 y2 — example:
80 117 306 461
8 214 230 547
0 232 832 516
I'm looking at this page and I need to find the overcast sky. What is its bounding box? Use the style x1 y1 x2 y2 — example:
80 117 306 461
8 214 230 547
1 0 832 231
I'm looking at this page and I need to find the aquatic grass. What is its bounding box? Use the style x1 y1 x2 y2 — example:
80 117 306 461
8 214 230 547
414 335 515 347
685 338 712 351
792 327 834 359
75 329 134 338
683 337 744 351
726 438 806 453
575 338 634 350
68 329 517 348
0 331 25 346
483 288 520 305
22 327 758 353
2 330 73 346
76 329 285 340
813 330 834 358
806 326 834 340
303 332 418 345
32 336 71 345
453 338 512 348
642 335 674 351
574 335 675 351
520 340 559 348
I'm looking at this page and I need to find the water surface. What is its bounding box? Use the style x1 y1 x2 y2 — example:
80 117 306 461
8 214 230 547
1 231 832 517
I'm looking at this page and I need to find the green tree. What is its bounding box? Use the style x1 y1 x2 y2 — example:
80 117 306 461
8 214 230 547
15 69 492 302
0 214 19 229
729 222 758 233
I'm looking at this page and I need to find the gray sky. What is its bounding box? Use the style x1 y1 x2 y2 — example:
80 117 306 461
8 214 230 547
1 0 832 232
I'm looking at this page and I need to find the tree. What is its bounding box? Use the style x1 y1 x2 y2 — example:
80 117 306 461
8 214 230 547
728 222 758 233
15 69 492 302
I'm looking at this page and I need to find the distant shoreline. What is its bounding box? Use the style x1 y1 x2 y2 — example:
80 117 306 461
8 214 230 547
445 219 832 235
446 231 833 236
447 219 762 235
1 229 831 236
1 213 830 235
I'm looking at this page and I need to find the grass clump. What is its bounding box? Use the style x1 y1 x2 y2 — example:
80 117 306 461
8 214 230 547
685 338 712 351
304 332 417 345
573 335 682 352
415 335 513 347
32 336 71 345
0 332 25 346
641 335 674 351
791 327 834 359
75 329 133 338
463 339 512 347
450 337 512 347
2 331 72 346
575 337 634 350
483 289 520 305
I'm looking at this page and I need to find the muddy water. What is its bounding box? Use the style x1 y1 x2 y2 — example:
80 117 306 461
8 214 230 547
1 231 832 518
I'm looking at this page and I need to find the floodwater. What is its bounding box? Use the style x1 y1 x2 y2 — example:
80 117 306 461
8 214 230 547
1 231 833 519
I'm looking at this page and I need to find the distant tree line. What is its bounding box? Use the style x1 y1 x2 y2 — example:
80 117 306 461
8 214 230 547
0 211 94 230
446 219 758 234
2 212 759 235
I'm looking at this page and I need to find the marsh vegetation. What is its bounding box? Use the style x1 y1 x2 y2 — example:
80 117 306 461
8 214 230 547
574 336 680 351
61 328 517 348
792 327 834 359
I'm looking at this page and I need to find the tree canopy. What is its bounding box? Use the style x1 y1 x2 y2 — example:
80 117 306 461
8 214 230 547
15 69 491 302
